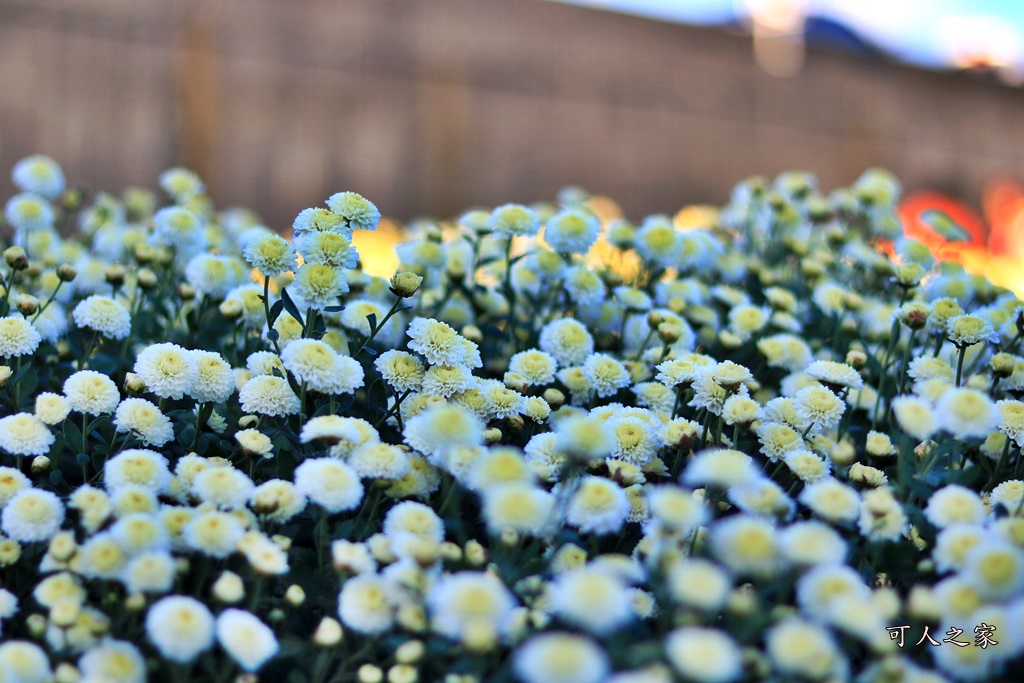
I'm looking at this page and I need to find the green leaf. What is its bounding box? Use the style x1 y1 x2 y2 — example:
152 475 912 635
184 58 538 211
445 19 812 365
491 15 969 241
63 421 84 451
268 299 285 325
280 288 304 324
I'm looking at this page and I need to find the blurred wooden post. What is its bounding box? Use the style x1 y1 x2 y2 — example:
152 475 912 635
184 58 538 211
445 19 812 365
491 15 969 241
176 13 220 193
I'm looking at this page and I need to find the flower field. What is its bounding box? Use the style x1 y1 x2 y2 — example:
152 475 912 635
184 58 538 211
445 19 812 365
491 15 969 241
2 156 1024 682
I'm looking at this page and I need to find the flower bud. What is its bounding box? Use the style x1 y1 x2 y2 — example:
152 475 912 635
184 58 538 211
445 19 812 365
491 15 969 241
439 541 462 563
388 665 418 683
105 264 126 287
845 349 867 369
464 540 487 567
238 414 259 429
396 603 427 632
48 532 77 563
992 352 1016 379
219 298 243 321
124 372 147 394
390 272 423 298
178 283 196 300
461 325 483 344
50 598 80 628
542 388 564 410
657 321 682 345
483 428 502 444
314 617 344 647
894 262 925 288
358 665 384 683
212 571 245 603
31 456 51 474
15 293 39 316
284 584 306 607
136 267 158 290
55 663 81 683
503 372 530 394
4 246 28 270
125 593 147 612
395 640 424 665
134 243 157 264
27 613 48 637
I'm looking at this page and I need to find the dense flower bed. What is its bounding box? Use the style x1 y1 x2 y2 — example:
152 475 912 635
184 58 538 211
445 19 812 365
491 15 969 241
1 156 1024 682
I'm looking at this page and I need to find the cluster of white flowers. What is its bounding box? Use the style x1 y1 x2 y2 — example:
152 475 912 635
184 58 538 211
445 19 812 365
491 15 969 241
2 157 1024 683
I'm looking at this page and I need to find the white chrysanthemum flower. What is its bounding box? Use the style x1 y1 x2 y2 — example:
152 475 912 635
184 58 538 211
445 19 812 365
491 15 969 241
294 263 348 309
480 381 525 420
488 202 539 237
184 254 242 298
580 353 631 398
427 570 517 638
13 154 65 198
327 191 381 231
796 563 871 622
891 395 938 441
998 399 1024 447
552 566 632 635
159 166 205 200
72 295 132 339
34 392 71 425
215 609 279 672
907 356 955 382
779 520 848 566
991 480 1024 513
508 350 557 387
374 350 425 392
338 573 395 634
246 350 285 377
251 479 307 523
566 476 630 535
187 350 235 403
121 551 176 594
145 596 215 663
191 467 255 509
243 234 297 276
755 422 802 462
109 512 171 554
665 627 742 683
406 317 466 366
1 488 64 542
604 415 659 466
767 618 844 680
297 231 359 269
104 449 171 493
0 466 30 506
69 484 112 534
348 442 410 480
857 487 908 542
635 216 681 266
482 482 555 535
403 403 484 458
0 413 54 456
64 370 120 415
78 533 130 579
934 387 1000 439
113 398 174 447
0 315 42 357
947 314 997 347
294 458 363 513
183 511 245 558
804 360 864 390
793 385 845 431
544 208 600 254
152 206 206 251
5 192 54 231
78 639 147 683
683 449 759 489
709 514 780 577
924 485 987 529
134 343 199 400
513 632 609 683
539 318 594 367
238 375 301 417
666 558 731 612
422 364 477 398
786 448 831 482
728 477 795 520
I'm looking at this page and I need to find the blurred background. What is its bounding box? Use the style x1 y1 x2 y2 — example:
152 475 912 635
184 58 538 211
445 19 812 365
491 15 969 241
3 0 1024 280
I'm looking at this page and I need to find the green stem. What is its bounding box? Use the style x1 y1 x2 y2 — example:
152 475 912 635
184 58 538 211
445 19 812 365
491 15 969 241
870 320 901 432
262 276 281 354
955 344 968 388
897 328 916 395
